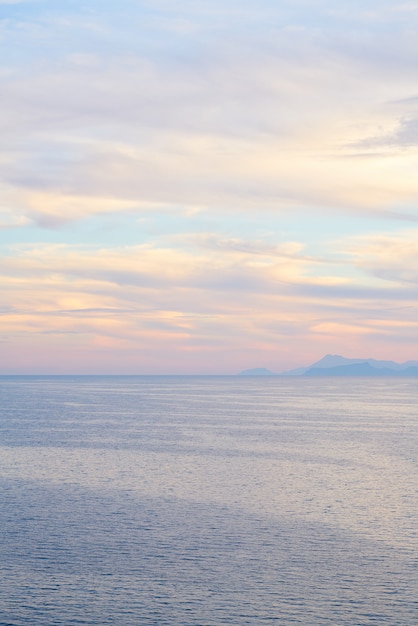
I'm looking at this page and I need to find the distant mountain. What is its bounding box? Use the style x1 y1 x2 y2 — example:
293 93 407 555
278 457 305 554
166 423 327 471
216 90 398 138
281 354 354 375
300 355 418 377
307 363 388 376
306 363 418 377
239 355 418 376
239 367 275 376
272 354 418 377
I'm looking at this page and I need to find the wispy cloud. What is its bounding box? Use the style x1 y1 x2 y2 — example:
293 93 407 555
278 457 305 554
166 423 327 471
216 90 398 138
1 0 418 224
2 227 418 372
344 229 418 284
1 0 418 371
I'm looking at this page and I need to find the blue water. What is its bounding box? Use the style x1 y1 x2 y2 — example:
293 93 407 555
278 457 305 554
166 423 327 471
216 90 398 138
1 376 417 625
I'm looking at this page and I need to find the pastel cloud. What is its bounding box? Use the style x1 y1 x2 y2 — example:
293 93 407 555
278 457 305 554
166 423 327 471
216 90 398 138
345 229 418 284
2 226 418 372
1 1 418 225
1 0 418 372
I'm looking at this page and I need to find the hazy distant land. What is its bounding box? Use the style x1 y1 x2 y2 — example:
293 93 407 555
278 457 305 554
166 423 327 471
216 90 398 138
240 354 418 376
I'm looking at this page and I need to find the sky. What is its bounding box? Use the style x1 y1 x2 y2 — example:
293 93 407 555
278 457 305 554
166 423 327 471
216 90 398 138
1 0 418 374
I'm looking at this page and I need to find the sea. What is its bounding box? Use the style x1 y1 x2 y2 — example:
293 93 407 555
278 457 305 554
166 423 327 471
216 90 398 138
0 375 417 625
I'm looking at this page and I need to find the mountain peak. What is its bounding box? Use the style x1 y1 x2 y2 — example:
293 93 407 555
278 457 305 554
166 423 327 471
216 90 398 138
310 354 363 368
278 355 418 376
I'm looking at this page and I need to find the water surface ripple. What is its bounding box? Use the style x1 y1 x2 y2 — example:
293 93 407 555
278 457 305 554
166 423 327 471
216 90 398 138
0 376 417 625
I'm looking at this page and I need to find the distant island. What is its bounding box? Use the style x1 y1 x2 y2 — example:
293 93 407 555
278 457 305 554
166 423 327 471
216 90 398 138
240 367 275 376
239 354 418 377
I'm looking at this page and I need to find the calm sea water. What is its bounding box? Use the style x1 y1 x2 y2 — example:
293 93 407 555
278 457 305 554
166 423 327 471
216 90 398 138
0 376 417 625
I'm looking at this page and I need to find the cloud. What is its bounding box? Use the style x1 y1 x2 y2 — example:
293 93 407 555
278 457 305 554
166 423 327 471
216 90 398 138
344 230 418 284
0 207 30 229
2 1 418 371
373 117 418 148
2 230 418 372
1 1 418 224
